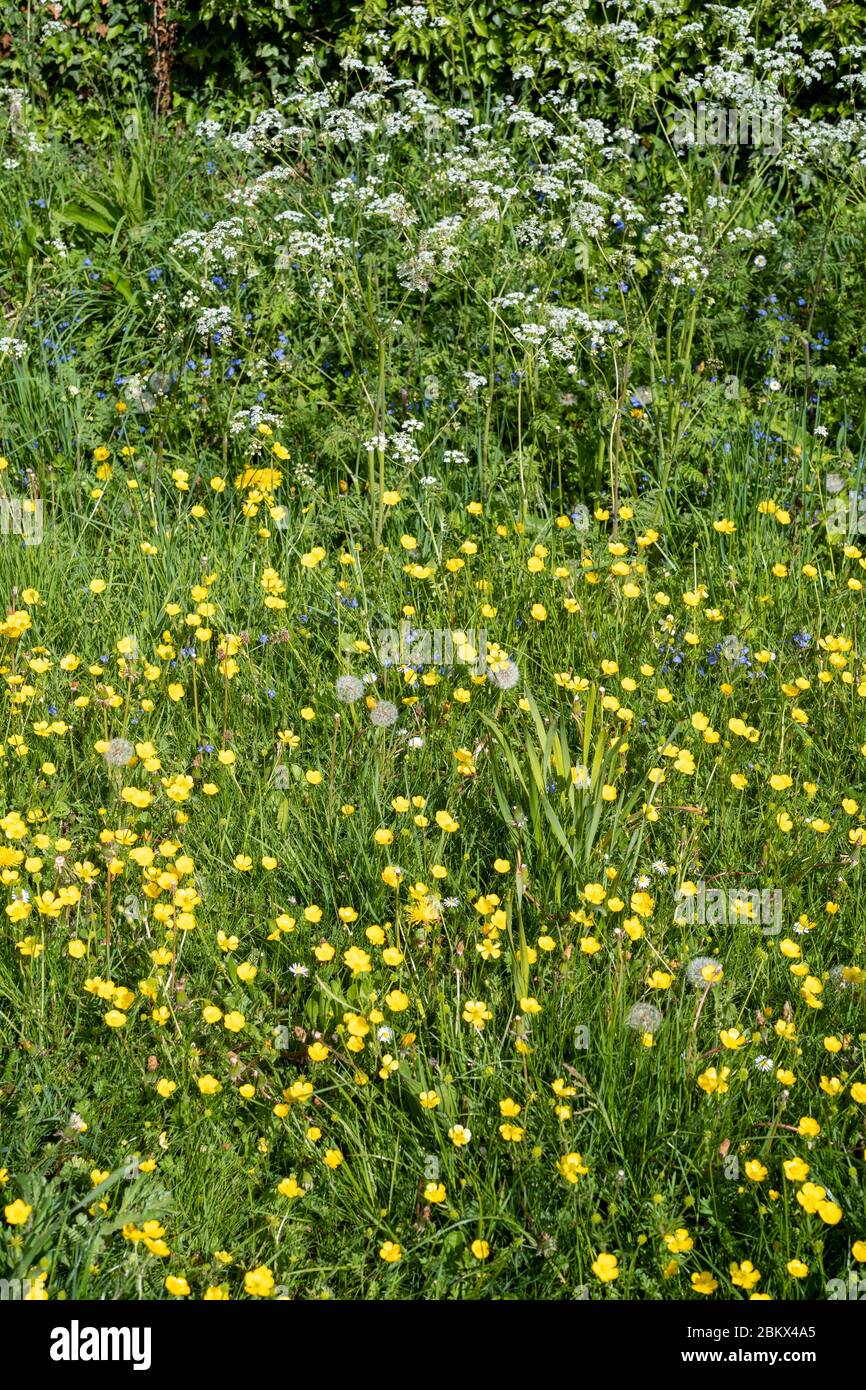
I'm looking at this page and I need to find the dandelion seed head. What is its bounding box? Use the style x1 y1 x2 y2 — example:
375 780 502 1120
335 674 364 704
686 956 723 988
828 965 852 991
490 660 520 690
626 1002 662 1034
369 700 399 727
104 737 135 768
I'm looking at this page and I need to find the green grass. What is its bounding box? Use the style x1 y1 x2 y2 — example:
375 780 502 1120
1 48 866 1302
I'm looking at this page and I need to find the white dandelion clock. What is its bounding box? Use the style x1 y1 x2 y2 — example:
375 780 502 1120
626 1002 662 1034
491 659 520 690
369 700 399 727
335 675 364 704
686 956 723 989
104 737 135 768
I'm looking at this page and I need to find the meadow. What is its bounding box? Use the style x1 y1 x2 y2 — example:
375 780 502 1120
1 2 866 1302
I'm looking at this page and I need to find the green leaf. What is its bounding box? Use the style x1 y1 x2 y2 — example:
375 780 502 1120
58 202 116 236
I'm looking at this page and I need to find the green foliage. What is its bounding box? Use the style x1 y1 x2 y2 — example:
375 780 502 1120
2 0 864 131
1 0 866 1307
